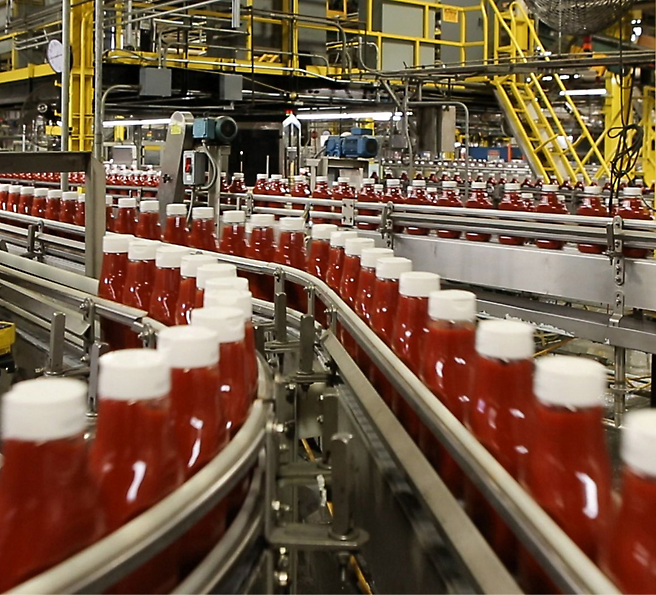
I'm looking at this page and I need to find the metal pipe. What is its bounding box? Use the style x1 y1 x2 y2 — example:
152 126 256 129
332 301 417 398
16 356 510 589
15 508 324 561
60 0 71 190
98 84 141 156
93 0 105 160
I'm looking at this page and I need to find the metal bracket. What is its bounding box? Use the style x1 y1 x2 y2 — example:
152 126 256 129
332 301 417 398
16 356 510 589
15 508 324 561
341 199 355 227
381 202 395 248
87 340 109 415
45 311 66 376
24 222 45 260
608 217 625 327
245 192 254 217
139 322 157 348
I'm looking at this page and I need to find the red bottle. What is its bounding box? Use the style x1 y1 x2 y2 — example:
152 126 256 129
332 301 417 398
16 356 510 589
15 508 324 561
340 237 376 307
535 184 568 250
291 175 311 211
252 173 269 209
6 185 21 213
356 178 378 231
353 246 393 320
498 183 529 245
135 199 162 240
220 171 229 194
325 230 358 292
121 240 158 347
105 195 115 232
44 189 62 221
275 216 307 310
0 184 8 210
404 180 430 235
0 378 105 592
435 181 462 238
333 176 355 221
383 179 405 232
98 234 133 350
467 320 534 569
17 186 34 216
369 257 413 345
307 223 338 281
419 290 477 497
520 356 612 593
602 410 656 593
59 191 78 224
174 254 217 325
266 174 285 213
188 206 218 251
521 192 536 212
202 288 258 401
30 189 47 218
465 181 494 241
244 213 276 301
391 271 441 437
115 197 137 235
163 203 188 245
228 172 247 195
195 262 237 309
311 175 333 224
576 185 608 254
90 349 183 593
219 210 247 256
157 325 227 573
617 186 651 258
149 245 189 325
74 193 85 226
191 306 251 435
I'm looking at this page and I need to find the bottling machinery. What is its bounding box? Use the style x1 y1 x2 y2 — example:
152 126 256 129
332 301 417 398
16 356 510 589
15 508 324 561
0 149 652 594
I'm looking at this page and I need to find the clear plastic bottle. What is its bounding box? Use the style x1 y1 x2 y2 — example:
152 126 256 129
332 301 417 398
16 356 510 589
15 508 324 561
307 223 338 282
310 176 333 225
31 188 48 218
188 206 218 251
90 349 183 594
290 175 311 212
149 245 189 325
498 182 529 245
59 191 78 224
195 262 237 309
244 213 276 301
535 184 568 250
114 197 137 235
465 181 494 242
252 173 269 210
356 178 378 231
576 185 608 254
0 378 105 592
340 238 376 307
162 203 188 245
44 189 63 221
616 186 651 258
105 195 115 232
325 230 358 292
135 199 161 240
121 240 158 347
404 180 430 235
274 216 307 310
17 186 34 216
219 210 247 256
228 172 247 195
6 184 21 213
0 184 8 210
74 193 85 226
435 181 462 238
174 254 217 325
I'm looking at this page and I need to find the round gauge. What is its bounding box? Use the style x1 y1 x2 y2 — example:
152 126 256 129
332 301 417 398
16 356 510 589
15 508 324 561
46 39 64 74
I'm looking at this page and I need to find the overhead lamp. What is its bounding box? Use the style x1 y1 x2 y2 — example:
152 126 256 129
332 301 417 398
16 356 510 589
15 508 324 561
295 111 405 122
103 118 171 128
559 89 607 97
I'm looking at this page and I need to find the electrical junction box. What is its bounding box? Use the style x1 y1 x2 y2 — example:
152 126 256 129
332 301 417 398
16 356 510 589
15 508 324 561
138 68 173 97
182 150 207 186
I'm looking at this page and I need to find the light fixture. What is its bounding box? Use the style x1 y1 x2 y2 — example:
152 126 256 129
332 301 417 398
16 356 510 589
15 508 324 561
559 89 607 97
103 118 171 128
295 111 405 122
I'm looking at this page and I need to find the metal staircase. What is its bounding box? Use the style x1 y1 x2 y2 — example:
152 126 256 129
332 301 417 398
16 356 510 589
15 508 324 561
490 1 611 184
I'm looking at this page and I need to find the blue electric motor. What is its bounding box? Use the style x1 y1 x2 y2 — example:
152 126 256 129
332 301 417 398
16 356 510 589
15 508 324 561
325 128 379 158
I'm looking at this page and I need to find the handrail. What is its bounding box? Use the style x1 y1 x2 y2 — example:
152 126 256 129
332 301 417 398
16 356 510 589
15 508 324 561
10 399 270 594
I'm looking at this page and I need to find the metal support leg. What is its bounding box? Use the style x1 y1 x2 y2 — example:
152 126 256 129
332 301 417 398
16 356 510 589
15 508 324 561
614 346 626 426
46 312 66 376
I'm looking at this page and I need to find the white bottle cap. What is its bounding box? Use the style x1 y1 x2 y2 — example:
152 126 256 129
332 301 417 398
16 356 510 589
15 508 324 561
77 193 86 203
0 184 8 192
203 288 253 319
47 189 63 199
3 378 87 441
505 182 520 191
374 184 384 191
376 256 412 280
428 289 477 321
412 180 426 187
192 206 214 220
623 187 642 197
251 213 275 228
583 185 601 195
105 195 114 206
316 176 328 183
128 239 157 261
344 237 375 257
34 188 48 197
20 186 34 196
534 356 606 408
223 210 246 224
62 191 78 201
232 172 244 180
191 306 245 343
476 320 534 360
180 253 216 278
338 177 350 184
118 197 136 208
360 247 394 268
157 325 219 369
280 216 305 232
140 200 159 213
621 410 656 477
471 181 486 190
294 175 307 183
443 181 457 189
98 349 170 400
103 233 132 254
196 262 237 290
271 174 282 180
166 203 187 216
9 185 22 194
387 179 400 187
312 223 338 240
362 178 374 185
330 230 358 248
521 192 533 199
205 276 249 293
256 173 268 180
542 184 558 192
156 245 189 268
399 271 440 297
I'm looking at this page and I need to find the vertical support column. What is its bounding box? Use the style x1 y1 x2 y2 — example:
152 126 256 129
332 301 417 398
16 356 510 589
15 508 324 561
614 346 626 427
86 155 107 278
93 0 104 160
61 0 71 190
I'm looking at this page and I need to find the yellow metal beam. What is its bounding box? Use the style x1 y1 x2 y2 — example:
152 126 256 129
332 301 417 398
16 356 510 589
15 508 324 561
0 63 54 84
